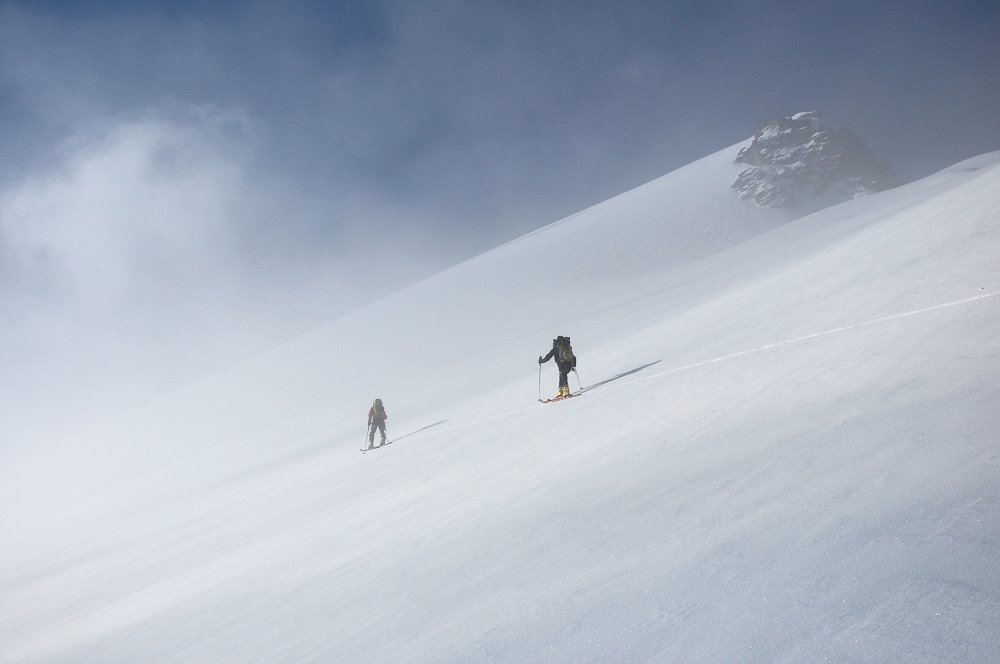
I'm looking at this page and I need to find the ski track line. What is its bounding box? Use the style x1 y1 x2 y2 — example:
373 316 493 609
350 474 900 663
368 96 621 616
428 290 1000 438
623 288 1000 388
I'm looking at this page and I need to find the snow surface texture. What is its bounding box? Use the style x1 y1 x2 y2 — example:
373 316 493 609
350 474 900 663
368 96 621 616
732 111 904 213
2 141 999 663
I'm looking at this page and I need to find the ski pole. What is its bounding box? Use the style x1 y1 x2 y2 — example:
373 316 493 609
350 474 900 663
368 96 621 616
573 368 582 391
537 363 542 401
365 422 372 449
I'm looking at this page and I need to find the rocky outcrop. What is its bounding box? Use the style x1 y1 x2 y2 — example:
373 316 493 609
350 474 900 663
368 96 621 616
732 112 903 212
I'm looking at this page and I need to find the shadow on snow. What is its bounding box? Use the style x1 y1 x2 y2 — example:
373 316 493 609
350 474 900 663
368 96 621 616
385 419 450 446
577 360 662 395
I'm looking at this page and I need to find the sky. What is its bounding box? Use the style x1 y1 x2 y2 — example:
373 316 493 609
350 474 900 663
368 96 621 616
1 0 998 447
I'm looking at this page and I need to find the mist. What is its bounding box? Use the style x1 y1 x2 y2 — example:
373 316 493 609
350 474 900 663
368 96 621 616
0 109 439 457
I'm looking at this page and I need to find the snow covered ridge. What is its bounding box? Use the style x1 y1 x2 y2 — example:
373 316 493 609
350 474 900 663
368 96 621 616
732 111 904 212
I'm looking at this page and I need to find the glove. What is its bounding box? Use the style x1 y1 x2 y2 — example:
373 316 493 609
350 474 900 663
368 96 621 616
538 356 544 364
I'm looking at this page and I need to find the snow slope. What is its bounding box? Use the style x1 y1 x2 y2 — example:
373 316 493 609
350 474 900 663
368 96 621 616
2 143 999 663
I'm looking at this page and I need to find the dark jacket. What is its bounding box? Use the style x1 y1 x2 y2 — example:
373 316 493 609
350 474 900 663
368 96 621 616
539 336 577 371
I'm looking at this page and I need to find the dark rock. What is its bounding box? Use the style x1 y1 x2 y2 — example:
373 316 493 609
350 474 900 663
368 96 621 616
732 112 903 213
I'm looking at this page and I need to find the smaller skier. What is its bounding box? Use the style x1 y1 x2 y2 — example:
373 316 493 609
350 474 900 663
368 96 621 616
539 336 577 399
367 398 388 448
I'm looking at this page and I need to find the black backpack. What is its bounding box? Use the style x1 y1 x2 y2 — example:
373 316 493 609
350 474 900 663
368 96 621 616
557 336 575 364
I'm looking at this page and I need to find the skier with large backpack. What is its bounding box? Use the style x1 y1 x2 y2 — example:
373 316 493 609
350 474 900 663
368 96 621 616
538 336 577 399
367 398 388 449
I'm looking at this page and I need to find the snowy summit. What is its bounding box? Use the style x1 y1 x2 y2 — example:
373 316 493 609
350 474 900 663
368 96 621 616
732 111 904 212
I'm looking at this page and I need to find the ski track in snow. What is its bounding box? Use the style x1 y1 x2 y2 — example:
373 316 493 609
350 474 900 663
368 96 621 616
432 289 1000 437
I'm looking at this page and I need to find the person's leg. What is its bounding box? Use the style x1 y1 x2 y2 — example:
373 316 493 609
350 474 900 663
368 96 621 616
377 420 386 444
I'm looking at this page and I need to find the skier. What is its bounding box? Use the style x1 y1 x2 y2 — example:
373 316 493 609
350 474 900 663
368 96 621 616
538 336 577 399
367 398 388 448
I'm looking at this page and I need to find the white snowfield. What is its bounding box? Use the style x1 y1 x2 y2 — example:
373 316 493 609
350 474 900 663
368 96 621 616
2 143 999 662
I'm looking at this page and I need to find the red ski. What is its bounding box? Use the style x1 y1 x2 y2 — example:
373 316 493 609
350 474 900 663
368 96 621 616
538 394 578 404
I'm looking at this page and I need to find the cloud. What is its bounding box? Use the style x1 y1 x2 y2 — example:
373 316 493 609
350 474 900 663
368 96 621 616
0 106 435 458
4 111 246 301
0 104 455 545
0 112 235 430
